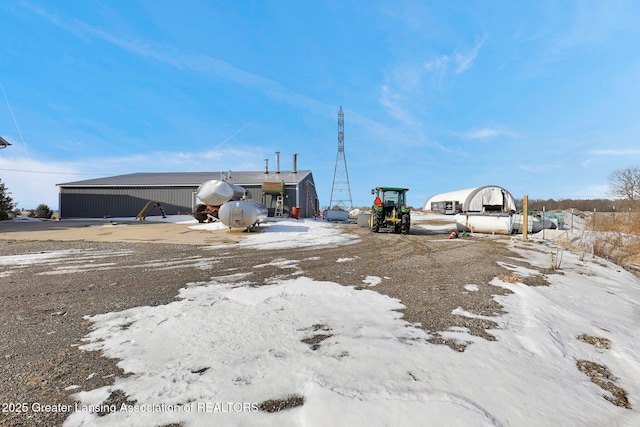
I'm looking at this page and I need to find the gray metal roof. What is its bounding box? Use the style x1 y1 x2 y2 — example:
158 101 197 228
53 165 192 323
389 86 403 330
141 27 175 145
0 135 11 149
58 170 313 188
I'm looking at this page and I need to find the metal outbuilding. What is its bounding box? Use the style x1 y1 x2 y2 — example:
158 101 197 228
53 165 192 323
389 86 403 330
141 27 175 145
57 170 319 219
0 135 11 149
424 185 517 215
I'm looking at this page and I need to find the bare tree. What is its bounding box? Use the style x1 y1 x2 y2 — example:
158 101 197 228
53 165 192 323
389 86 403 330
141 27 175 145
608 166 640 209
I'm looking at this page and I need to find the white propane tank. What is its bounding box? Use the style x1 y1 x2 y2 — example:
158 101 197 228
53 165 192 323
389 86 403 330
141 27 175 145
196 180 246 206
455 213 513 235
218 200 268 229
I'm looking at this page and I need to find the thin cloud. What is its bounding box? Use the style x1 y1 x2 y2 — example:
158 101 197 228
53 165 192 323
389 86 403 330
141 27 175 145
26 2 412 156
573 184 610 199
423 35 486 86
518 162 563 174
455 36 487 73
379 85 415 125
462 127 520 139
0 156 84 208
23 3 333 119
582 158 594 168
28 3 271 86
424 55 450 73
423 55 450 89
586 149 640 156
212 121 257 151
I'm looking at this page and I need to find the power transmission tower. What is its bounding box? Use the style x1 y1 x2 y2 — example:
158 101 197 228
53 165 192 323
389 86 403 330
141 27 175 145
329 106 353 210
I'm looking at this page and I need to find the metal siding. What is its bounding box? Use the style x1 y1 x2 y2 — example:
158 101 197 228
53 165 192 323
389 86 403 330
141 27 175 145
244 186 263 204
58 172 318 219
59 186 198 218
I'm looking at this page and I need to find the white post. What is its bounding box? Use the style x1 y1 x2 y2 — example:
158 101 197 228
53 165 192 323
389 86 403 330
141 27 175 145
571 208 574 232
523 195 528 240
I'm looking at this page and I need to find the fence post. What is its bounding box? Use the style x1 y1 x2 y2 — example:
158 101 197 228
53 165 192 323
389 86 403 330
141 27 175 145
571 208 574 232
542 206 546 240
523 195 528 240
613 206 615 225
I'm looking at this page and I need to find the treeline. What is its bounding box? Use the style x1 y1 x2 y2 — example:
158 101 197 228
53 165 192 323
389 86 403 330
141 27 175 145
516 198 635 213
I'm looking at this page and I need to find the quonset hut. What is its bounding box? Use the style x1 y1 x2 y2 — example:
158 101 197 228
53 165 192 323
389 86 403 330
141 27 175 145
58 163 319 219
423 185 517 215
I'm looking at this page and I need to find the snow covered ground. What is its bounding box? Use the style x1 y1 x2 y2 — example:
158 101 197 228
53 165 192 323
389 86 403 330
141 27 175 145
8 214 640 426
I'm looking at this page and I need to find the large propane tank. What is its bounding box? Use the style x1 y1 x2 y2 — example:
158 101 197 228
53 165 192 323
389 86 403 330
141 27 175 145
510 214 555 234
196 180 246 206
455 213 513 235
218 200 268 229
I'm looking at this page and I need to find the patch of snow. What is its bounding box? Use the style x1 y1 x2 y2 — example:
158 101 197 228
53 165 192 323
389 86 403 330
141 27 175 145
362 276 383 287
67 246 640 426
188 221 228 231
213 219 360 250
17 212 637 426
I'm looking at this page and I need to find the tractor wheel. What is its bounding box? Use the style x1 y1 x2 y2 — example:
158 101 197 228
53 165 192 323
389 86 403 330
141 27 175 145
401 214 411 235
194 204 208 223
371 211 381 233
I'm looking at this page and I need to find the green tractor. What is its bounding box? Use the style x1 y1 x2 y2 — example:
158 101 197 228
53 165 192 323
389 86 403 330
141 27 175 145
370 187 411 234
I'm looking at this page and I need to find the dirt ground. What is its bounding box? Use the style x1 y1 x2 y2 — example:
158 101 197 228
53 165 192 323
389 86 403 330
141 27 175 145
0 218 528 426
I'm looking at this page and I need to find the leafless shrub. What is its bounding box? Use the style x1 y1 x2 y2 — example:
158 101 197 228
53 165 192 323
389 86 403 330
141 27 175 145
591 231 640 267
589 211 640 269
550 248 563 270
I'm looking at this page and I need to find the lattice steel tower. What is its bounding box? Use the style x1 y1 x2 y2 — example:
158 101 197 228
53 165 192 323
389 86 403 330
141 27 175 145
329 106 353 210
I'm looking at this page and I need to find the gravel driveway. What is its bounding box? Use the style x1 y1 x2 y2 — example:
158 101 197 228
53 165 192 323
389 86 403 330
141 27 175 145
0 219 528 426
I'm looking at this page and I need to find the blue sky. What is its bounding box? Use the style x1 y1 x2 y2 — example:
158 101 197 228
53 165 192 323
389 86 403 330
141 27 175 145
1 1 640 210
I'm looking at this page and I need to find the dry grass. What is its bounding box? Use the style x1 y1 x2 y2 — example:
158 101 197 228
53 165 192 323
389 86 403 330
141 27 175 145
577 334 611 349
498 272 520 283
576 360 631 409
588 212 640 266
591 211 640 234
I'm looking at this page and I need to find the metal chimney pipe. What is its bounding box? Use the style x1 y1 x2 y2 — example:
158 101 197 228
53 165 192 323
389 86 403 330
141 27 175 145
275 151 280 174
292 153 298 173
264 159 269 174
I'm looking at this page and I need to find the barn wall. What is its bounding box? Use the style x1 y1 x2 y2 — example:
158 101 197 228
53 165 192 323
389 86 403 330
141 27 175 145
59 187 197 218
59 177 318 219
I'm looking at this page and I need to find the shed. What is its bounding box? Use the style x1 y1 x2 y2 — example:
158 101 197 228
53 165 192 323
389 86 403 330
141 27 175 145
0 135 11 149
57 170 319 219
424 185 516 214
